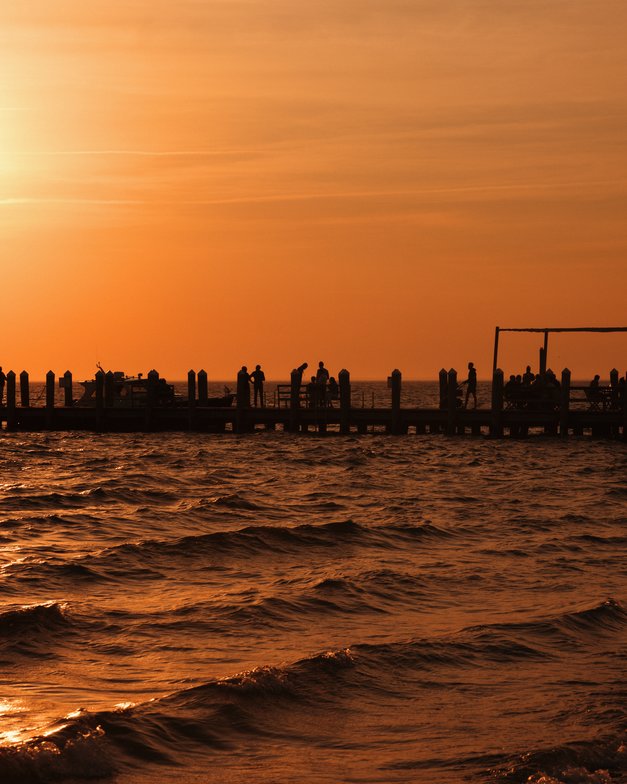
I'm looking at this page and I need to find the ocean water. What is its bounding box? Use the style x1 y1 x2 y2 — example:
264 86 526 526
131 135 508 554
0 383 626 784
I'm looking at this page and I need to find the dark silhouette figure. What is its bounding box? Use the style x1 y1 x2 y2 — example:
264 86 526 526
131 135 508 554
316 361 329 408
307 376 318 408
462 362 477 408
237 366 251 407
328 376 339 405
250 364 265 407
293 363 308 386
0 367 5 405
522 365 535 385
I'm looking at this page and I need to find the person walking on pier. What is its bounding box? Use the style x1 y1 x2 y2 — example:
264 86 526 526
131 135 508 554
463 362 477 409
250 364 266 407
0 367 5 405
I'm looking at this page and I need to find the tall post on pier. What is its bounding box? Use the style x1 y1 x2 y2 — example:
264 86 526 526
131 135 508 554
490 369 504 437
95 370 105 430
20 371 29 407
63 371 73 407
146 370 159 431
439 369 448 409
46 370 55 429
610 368 619 394
539 347 547 378
289 368 301 432
187 370 196 431
446 368 457 436
390 369 402 435
104 371 115 408
197 370 208 405
622 372 627 441
6 371 16 430
339 369 350 434
235 367 250 433
559 368 571 438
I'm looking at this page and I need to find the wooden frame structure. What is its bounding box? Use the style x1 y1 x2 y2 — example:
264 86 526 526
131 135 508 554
492 326 627 374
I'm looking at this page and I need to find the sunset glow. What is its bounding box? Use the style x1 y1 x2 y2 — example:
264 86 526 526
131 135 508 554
2 1 626 379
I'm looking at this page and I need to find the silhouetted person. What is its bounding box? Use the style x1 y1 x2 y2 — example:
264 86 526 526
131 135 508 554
0 367 5 405
328 376 339 405
307 376 318 408
316 361 329 408
237 366 251 407
293 363 308 387
462 362 477 408
522 365 535 385
589 374 601 391
250 364 265 407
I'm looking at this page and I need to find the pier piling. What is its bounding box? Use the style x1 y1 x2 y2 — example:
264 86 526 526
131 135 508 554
64 371 73 408
560 368 571 438
490 369 504 437
447 369 458 436
197 370 208 404
46 371 55 428
6 371 16 430
339 369 350 434
20 371 29 407
390 369 402 434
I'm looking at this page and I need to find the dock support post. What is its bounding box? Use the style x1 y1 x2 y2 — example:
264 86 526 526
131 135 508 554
446 369 457 436
339 369 350 434
439 369 448 410
622 372 627 441
146 370 159 431
289 369 300 432
20 371 29 407
197 370 208 405
104 371 115 408
390 369 401 434
46 370 55 429
63 371 73 407
6 371 16 430
490 369 504 437
560 368 571 438
188 370 196 430
95 371 105 431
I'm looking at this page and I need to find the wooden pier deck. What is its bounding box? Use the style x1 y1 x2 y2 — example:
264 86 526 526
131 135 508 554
0 368 625 439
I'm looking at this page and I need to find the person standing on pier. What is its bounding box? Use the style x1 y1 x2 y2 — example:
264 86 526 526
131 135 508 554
250 364 266 407
237 366 251 407
316 361 329 407
463 362 477 408
0 367 5 405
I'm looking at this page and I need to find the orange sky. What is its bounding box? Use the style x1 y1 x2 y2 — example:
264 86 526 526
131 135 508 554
2 1 626 380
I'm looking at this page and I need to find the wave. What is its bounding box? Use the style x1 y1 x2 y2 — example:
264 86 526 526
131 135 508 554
0 519 452 590
0 602 73 659
488 731 627 782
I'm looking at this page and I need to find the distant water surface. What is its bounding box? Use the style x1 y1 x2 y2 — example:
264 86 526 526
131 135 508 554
0 383 625 783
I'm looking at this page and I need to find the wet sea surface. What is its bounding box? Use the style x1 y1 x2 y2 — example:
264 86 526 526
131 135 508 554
0 383 626 783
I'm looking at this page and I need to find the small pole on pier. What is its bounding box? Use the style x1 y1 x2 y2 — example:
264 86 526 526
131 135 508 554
6 371 16 430
104 371 115 408
197 370 208 404
390 369 402 435
622 371 627 442
559 368 571 438
339 369 350 434
95 370 105 430
20 371 29 407
46 370 55 428
490 369 504 437
446 368 457 436
187 370 196 430
439 369 447 410
63 371 73 407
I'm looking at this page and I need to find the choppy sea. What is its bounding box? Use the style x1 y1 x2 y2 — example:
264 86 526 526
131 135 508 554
1 382 625 784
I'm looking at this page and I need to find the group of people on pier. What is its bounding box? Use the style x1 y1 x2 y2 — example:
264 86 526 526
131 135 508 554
235 361 340 408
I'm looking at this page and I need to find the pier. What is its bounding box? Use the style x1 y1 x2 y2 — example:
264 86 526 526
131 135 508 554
0 366 625 439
